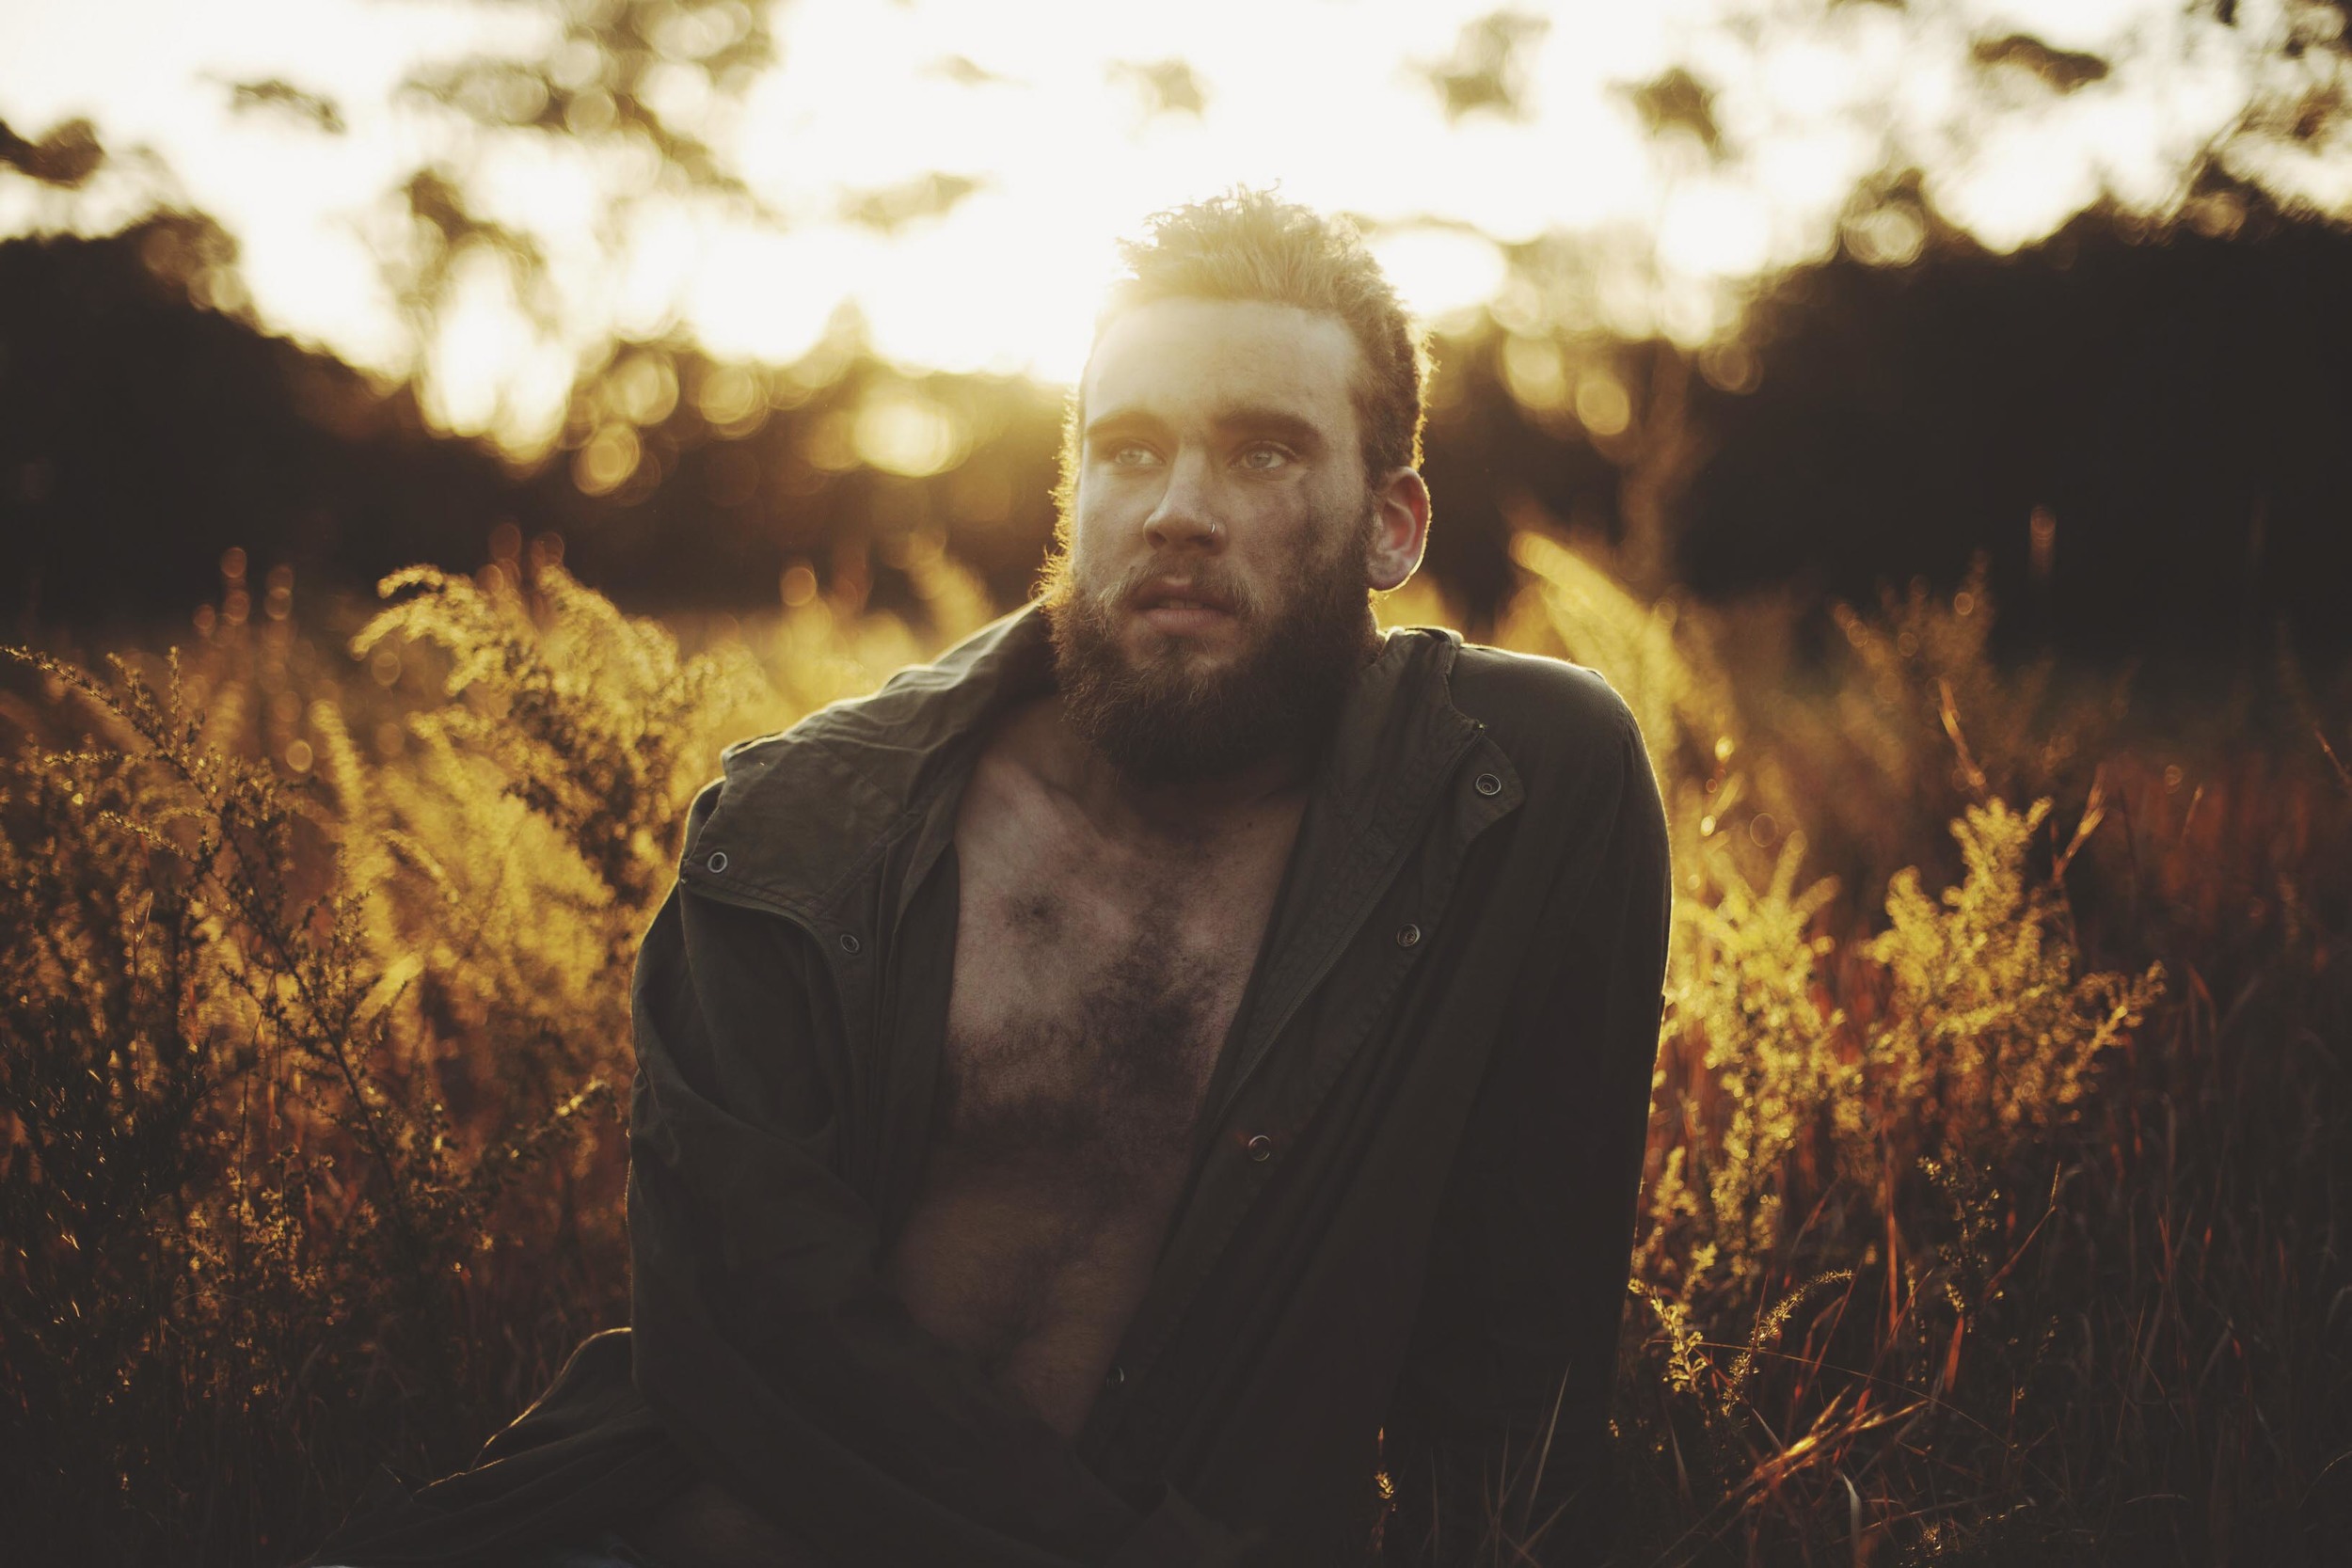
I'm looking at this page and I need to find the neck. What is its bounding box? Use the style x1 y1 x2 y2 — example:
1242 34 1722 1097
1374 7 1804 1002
1025 699 1314 847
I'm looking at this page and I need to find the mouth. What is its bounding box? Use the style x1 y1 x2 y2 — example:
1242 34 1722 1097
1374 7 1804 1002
1129 578 1239 633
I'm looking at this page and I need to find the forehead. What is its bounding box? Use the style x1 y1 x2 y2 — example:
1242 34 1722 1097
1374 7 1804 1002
1081 297 1361 431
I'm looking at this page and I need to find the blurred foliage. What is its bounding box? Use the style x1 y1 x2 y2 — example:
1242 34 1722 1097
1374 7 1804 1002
407 0 772 190
1419 10 1552 123
1109 59 1210 122
389 0 778 342
220 79 349 136
1419 538 2349 1564
6 0 2351 433
1451 0 2352 389
0 117 107 189
4 531 2347 1564
1969 34 2113 94
8 203 2352 682
7 2 2352 666
0 540 985 1563
1622 69 1724 161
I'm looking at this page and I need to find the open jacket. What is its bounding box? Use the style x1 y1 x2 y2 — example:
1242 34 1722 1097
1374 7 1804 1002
306 605 1672 1568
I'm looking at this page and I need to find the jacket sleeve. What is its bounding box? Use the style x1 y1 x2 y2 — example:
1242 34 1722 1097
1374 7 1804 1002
1378 711 1674 1566
626 878 1236 1567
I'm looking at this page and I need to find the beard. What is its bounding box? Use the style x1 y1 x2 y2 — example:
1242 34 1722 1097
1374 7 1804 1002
1040 505 1378 784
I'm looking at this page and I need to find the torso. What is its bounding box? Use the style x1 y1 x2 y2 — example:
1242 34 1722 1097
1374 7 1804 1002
880 698 1307 1436
628 700 1307 1564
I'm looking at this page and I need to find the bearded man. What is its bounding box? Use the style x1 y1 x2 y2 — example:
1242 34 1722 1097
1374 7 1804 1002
307 190 1672 1568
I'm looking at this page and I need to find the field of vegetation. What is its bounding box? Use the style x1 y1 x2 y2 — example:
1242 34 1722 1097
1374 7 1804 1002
3 533 2346 1565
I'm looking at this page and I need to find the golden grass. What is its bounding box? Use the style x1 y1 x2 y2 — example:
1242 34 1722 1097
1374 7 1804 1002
3 536 2345 1565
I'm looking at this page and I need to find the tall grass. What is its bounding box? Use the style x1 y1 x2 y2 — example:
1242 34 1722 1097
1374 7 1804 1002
3 536 2345 1565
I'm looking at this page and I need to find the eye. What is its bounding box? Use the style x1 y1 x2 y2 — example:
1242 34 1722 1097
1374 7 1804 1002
1106 441 1160 468
1235 444 1293 471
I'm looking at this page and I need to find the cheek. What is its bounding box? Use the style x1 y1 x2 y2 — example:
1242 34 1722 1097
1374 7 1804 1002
1064 490 1125 564
1071 472 1162 546
1278 481 1372 563
1252 479 1340 547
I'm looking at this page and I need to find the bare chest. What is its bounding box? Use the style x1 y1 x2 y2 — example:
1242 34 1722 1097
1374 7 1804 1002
879 752 1300 1432
929 732 1305 1187
932 860 1257 1193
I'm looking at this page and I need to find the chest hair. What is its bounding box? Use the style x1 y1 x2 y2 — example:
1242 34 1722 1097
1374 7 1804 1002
937 864 1253 1205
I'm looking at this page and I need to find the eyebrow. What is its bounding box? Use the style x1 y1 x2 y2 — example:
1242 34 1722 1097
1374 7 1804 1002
1216 406 1326 451
1082 404 1327 451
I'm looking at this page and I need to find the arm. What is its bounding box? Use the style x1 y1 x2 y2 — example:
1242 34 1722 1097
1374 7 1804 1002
625 879 1229 1566
1380 715 1674 1566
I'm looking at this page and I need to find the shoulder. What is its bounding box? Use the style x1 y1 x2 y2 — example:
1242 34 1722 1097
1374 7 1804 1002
676 620 1040 880
691 604 1049 831
1436 641 1672 890
1442 640 1645 789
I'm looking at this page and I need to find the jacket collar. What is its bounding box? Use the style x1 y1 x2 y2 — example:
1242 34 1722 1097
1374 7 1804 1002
679 602 1052 926
677 600 1503 931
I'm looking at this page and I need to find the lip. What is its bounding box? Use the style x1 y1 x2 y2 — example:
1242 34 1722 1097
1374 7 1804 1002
1129 579 1238 634
1131 578 1235 611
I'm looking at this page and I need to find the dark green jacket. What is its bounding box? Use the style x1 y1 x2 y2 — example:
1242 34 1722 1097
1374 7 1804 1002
307 604 1672 1567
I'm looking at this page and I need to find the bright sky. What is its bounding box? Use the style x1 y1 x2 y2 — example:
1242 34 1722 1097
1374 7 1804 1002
0 0 2328 453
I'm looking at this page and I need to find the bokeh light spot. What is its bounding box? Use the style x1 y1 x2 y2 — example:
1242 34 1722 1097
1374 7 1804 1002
1698 341 1760 394
610 353 680 427
1844 204 1926 268
1575 373 1631 436
853 392 963 477
694 363 763 426
1501 336 1570 412
575 425 642 495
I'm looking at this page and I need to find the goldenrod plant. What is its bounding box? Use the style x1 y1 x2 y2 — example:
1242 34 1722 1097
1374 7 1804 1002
2 531 2343 1565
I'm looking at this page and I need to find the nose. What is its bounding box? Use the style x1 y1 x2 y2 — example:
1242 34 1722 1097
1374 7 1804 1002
1142 451 1223 554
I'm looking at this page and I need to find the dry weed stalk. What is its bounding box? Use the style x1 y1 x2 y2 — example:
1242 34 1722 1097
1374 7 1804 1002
3 536 2344 1566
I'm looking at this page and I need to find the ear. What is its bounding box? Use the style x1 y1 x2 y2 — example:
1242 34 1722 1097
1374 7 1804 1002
1365 467 1430 593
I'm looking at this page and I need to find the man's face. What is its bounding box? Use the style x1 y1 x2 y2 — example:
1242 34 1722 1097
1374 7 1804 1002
1041 297 1382 783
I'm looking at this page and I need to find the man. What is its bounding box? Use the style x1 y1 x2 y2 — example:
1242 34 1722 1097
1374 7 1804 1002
308 189 1671 1568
